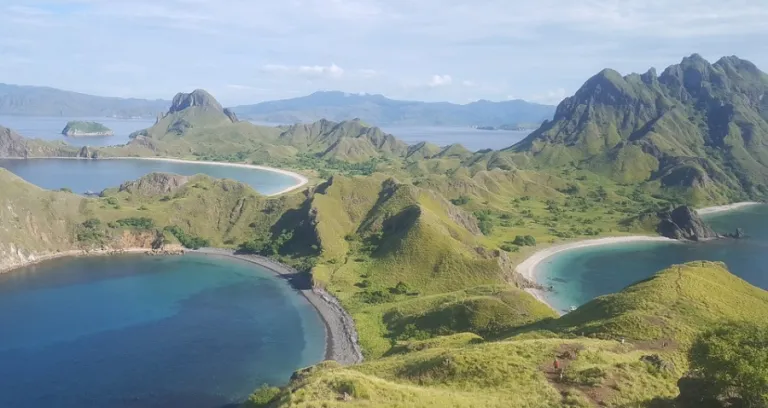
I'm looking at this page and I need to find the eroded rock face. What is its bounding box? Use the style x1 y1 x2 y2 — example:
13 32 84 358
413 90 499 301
168 89 223 113
657 206 719 241
117 172 190 196
0 125 29 157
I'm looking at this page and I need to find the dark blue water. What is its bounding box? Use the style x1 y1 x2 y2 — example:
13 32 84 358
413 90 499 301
537 205 768 313
0 254 326 408
0 158 299 195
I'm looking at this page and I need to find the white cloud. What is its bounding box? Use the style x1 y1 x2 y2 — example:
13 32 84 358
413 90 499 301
523 88 568 105
262 63 345 79
428 74 453 87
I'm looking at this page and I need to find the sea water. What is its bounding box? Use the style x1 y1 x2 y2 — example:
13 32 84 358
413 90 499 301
0 158 299 195
536 205 768 313
0 254 326 408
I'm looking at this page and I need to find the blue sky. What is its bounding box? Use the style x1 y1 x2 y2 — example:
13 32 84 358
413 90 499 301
2 0 767 106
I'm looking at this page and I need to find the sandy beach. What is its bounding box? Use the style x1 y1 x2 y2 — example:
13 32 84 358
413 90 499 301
515 236 677 313
8 156 310 197
191 248 364 366
696 201 763 215
105 157 310 196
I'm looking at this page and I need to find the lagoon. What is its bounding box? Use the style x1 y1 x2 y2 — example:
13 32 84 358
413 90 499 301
0 253 326 408
0 158 301 196
536 205 768 313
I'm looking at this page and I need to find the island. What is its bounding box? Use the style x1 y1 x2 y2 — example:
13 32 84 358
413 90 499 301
61 121 114 137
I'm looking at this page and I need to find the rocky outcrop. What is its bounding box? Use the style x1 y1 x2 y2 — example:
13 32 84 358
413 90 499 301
168 89 223 113
117 172 190 196
223 108 239 123
657 206 719 241
61 121 114 137
0 125 30 157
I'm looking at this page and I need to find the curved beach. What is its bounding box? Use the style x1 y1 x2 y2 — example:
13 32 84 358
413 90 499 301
190 248 363 366
105 157 310 196
2 156 310 197
515 201 766 312
515 236 676 312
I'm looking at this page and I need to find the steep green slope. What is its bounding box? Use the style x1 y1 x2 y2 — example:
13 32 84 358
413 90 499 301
512 54 768 203
256 262 768 408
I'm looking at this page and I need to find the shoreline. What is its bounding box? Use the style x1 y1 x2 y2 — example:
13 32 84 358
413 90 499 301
0 245 363 366
191 248 363 366
0 247 164 275
2 156 310 197
696 201 763 215
515 236 677 314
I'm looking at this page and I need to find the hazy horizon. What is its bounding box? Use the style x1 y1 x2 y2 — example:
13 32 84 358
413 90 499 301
1 1 766 107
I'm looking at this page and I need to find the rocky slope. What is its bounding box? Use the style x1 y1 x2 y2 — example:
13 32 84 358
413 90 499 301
656 206 719 241
511 54 768 202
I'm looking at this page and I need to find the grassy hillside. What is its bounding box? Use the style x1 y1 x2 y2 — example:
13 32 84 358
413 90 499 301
254 262 768 408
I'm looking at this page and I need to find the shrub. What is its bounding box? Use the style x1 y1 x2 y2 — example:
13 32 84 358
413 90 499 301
450 195 471 206
59 187 73 193
679 322 768 407
115 217 155 229
164 226 209 249
244 384 280 407
478 220 494 235
500 244 520 253
512 235 537 247
391 281 411 295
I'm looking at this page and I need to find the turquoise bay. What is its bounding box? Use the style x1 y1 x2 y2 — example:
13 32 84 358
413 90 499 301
0 254 326 408
0 158 300 195
537 205 768 313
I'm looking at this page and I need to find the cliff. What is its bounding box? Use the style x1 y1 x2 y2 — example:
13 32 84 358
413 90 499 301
657 206 719 241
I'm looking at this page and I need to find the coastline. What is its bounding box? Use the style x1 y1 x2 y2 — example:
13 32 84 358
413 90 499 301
0 247 161 275
189 248 363 366
0 246 363 366
2 156 310 197
515 236 677 313
696 201 763 215
112 157 309 197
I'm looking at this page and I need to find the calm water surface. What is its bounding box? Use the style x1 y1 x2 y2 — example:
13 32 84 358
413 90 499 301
0 115 156 147
537 205 768 312
0 254 326 408
380 125 530 151
0 158 299 195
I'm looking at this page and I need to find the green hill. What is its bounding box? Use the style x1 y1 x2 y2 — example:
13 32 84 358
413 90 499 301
511 54 768 203
253 262 768 408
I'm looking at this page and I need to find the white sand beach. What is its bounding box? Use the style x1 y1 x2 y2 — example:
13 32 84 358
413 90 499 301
696 201 763 215
109 157 310 196
515 236 677 313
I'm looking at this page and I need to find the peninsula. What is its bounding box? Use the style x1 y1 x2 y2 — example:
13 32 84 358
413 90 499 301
61 120 114 137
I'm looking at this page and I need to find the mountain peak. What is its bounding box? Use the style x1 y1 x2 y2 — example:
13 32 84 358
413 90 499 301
168 89 223 114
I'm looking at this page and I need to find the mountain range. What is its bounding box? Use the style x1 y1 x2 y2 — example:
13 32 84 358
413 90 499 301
230 91 556 127
0 84 554 127
511 54 768 202
0 83 169 118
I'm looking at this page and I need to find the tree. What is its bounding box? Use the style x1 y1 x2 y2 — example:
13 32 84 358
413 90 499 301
679 322 768 407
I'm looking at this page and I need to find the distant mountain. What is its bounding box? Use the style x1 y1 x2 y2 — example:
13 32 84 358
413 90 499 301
0 83 169 118
231 91 556 127
511 54 768 202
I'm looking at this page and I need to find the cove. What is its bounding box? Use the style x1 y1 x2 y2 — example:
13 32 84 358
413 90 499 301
534 205 768 313
0 253 326 408
0 158 302 196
